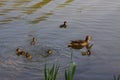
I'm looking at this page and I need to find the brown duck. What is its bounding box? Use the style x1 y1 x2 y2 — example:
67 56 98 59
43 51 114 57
16 48 32 60
16 48 24 56
25 52 32 60
68 35 92 49
41 49 53 57
47 49 52 55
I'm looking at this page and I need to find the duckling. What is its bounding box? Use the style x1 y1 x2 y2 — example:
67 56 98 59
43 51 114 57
30 37 36 45
16 48 32 60
81 49 91 56
59 21 67 28
81 51 88 56
16 48 23 56
68 35 92 49
21 51 27 56
41 49 52 57
87 49 91 56
25 52 32 60
47 49 52 55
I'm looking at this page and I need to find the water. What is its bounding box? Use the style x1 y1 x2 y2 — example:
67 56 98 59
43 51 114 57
0 0 120 80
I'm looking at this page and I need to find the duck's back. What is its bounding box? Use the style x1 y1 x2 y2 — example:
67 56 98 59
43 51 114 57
71 40 85 43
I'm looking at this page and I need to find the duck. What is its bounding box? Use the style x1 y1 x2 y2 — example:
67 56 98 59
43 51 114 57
59 21 67 28
47 49 52 55
81 49 91 56
87 49 91 56
68 35 92 49
16 48 32 60
16 48 23 56
30 37 36 45
21 51 27 56
25 52 32 60
41 49 53 57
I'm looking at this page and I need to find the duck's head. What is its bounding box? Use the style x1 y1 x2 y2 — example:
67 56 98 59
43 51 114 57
32 37 35 41
85 35 92 43
47 49 52 54
16 48 21 52
25 53 32 60
64 21 67 24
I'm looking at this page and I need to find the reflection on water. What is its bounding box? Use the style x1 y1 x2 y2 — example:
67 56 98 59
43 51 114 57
0 0 120 80
12 0 32 6
28 11 54 24
56 0 74 8
24 0 52 14
0 3 4 7
1 9 16 15
77 6 91 12
0 13 5 15
0 16 21 24
27 0 74 24
0 0 74 25
0 0 7 7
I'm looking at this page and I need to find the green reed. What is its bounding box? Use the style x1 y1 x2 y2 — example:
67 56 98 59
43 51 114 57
44 64 60 80
113 75 120 80
65 62 76 80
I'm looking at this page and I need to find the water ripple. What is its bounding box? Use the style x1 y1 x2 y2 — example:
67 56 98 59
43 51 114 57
24 0 52 14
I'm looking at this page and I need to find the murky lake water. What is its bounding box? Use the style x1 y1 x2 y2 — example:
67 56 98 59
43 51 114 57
0 0 120 80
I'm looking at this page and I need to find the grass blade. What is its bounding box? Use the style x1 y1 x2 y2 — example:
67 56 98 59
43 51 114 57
44 64 59 80
44 64 47 80
54 65 59 80
68 68 71 80
65 70 68 80
117 75 120 80
71 62 76 80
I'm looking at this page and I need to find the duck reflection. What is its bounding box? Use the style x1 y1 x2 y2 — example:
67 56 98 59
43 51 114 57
30 37 36 45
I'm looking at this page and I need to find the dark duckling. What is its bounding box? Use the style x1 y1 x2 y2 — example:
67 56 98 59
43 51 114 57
59 21 67 28
68 35 92 49
16 48 23 56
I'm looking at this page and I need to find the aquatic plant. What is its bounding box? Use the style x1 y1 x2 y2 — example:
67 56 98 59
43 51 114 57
44 64 60 80
113 75 120 80
65 62 76 80
70 49 73 63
